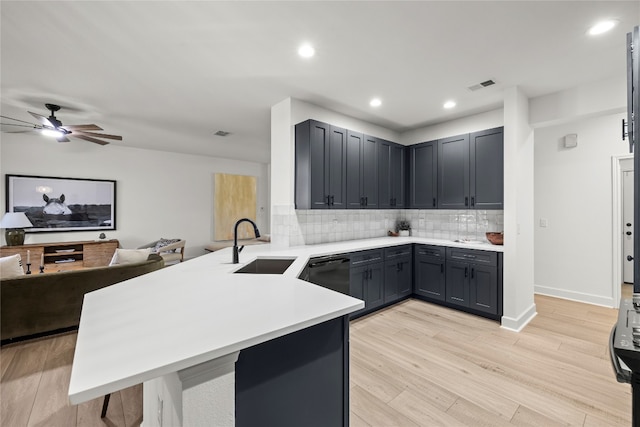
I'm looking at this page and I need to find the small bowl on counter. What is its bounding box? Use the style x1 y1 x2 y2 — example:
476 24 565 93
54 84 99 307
486 232 504 245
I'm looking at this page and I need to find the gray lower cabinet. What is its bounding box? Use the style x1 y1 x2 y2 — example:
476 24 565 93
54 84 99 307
383 245 412 303
236 315 349 427
350 249 384 317
413 245 446 301
445 247 500 316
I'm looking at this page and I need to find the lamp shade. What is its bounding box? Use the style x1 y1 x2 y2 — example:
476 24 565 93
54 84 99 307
0 212 33 229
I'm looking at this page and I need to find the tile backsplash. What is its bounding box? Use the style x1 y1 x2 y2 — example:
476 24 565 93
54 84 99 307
271 205 504 247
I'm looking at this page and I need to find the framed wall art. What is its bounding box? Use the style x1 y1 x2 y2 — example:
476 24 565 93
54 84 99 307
5 174 116 232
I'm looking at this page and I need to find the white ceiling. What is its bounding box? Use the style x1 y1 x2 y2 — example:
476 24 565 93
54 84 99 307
1 1 638 164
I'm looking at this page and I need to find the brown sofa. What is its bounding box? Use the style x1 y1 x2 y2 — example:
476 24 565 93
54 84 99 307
1 254 164 344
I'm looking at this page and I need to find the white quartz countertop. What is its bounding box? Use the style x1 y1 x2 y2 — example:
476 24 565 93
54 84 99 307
69 236 501 404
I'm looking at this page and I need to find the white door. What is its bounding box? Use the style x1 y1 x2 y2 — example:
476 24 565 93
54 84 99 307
623 170 634 283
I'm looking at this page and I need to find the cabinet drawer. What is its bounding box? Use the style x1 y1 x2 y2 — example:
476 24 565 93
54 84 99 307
414 245 445 259
384 245 412 259
446 247 497 266
350 249 383 266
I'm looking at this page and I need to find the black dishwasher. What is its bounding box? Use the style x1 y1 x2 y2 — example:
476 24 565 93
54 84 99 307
304 254 350 295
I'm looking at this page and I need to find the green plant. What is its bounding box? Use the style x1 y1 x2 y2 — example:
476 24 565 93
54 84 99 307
396 220 411 231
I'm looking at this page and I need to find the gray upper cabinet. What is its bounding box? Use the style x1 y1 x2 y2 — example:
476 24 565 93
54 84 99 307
379 140 406 208
346 131 378 209
438 127 504 210
438 133 470 209
470 127 504 209
409 140 438 209
295 120 347 209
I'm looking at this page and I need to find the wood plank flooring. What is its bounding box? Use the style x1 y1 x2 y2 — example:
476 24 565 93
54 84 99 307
350 294 630 426
0 294 629 426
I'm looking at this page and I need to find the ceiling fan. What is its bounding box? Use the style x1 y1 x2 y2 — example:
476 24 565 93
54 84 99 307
0 103 122 146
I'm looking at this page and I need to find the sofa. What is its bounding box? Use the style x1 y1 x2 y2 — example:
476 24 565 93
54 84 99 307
1 254 164 344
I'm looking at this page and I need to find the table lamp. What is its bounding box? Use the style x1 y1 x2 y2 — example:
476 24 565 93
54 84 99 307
0 212 33 246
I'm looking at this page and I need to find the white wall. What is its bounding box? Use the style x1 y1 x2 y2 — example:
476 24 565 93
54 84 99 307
534 111 628 306
0 134 269 258
401 109 504 144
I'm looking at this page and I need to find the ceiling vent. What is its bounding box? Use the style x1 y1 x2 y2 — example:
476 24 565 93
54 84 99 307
214 130 231 137
467 79 496 92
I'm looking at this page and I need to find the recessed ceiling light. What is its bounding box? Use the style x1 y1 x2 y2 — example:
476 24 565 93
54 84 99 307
588 20 618 36
298 44 315 58
369 98 382 107
443 100 456 109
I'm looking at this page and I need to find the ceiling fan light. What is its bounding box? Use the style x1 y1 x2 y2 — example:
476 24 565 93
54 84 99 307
41 128 64 138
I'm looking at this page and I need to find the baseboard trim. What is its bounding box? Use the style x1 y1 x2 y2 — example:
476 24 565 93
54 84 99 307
534 285 616 308
500 303 537 332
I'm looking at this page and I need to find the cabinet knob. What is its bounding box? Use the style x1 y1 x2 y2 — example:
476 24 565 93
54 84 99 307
628 223 633 227
465 197 469 207
627 231 633 236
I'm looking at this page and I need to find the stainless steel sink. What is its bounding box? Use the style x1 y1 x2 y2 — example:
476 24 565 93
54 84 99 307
233 258 296 274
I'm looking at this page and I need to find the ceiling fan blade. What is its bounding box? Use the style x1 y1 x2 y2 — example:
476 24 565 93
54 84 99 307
73 130 122 140
0 115 41 126
0 122 41 129
28 111 54 128
62 124 103 131
72 134 110 146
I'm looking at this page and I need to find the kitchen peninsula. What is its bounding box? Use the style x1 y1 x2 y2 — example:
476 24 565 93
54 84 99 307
69 236 502 426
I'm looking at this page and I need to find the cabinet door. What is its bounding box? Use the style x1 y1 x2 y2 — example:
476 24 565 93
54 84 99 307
378 140 392 208
84 241 118 267
469 264 498 315
470 127 503 210
445 260 470 307
438 134 470 209
362 135 378 209
414 255 445 301
328 126 347 209
396 256 412 298
366 262 385 310
390 144 406 208
294 120 331 209
384 259 399 303
350 265 367 317
410 141 438 209
346 131 364 209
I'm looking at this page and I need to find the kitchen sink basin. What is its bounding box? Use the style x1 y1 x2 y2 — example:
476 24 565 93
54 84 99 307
233 258 296 274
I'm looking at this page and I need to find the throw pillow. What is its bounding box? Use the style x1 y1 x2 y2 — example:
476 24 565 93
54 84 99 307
0 254 25 278
109 248 151 266
153 238 181 253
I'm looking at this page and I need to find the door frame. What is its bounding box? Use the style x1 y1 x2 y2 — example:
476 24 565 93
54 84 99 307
612 154 634 304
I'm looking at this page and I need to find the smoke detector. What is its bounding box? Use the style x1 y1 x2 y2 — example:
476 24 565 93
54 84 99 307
467 79 496 92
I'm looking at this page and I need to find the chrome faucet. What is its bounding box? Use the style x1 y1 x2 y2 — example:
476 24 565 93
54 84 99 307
232 218 260 264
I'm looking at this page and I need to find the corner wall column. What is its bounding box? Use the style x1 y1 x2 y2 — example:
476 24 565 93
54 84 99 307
502 86 537 331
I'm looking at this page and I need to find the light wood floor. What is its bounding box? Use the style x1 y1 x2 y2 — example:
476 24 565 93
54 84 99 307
350 294 630 426
0 294 630 426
